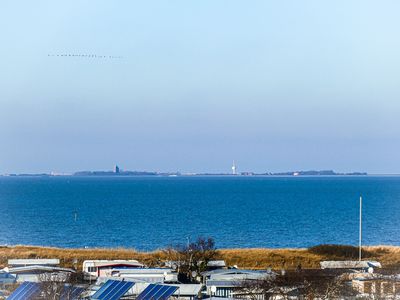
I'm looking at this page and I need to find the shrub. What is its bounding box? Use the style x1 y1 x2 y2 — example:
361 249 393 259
308 244 373 259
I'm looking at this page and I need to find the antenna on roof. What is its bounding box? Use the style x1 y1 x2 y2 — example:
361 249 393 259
359 196 362 261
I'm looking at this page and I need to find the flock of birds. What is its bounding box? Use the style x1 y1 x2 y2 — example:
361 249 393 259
48 54 123 59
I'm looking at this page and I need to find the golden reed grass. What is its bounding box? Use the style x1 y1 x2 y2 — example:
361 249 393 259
1 245 399 270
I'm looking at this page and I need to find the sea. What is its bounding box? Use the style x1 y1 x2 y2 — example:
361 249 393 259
0 176 399 250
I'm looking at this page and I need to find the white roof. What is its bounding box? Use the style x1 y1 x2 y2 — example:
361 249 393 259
95 276 136 284
168 284 202 296
207 260 226 267
8 265 75 274
205 269 275 283
203 269 273 277
8 259 60 266
111 268 173 274
84 260 140 263
84 260 143 267
165 260 226 268
320 261 382 269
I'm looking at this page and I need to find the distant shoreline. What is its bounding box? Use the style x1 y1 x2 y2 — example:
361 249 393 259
4 174 400 178
1 169 373 177
6 174 400 178
0 167 372 177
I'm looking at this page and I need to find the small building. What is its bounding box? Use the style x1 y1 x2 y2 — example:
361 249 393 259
82 260 144 280
6 265 76 283
203 269 275 298
352 276 400 297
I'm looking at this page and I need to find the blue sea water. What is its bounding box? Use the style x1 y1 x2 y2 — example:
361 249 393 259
0 176 399 250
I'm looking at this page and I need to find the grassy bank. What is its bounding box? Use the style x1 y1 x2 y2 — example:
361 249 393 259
1 245 400 270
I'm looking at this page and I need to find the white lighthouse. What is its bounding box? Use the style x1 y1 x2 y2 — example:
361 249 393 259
231 161 237 175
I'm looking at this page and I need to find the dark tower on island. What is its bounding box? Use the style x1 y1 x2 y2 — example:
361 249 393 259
114 165 120 174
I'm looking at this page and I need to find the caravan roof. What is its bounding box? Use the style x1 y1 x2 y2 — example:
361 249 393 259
320 261 381 269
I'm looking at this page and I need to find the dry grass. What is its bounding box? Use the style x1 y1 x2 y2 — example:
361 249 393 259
1 245 400 270
0 246 165 269
219 248 323 269
220 246 400 269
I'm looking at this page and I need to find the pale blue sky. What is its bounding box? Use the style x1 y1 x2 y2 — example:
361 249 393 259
1 1 400 174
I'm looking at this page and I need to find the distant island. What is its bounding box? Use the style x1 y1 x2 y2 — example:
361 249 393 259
73 170 159 176
65 168 369 177
2 167 367 177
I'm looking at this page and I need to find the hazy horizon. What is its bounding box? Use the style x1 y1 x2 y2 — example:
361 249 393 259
1 1 400 174
0 166 391 175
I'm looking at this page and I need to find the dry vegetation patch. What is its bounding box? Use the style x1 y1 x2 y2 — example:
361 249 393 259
0 245 399 270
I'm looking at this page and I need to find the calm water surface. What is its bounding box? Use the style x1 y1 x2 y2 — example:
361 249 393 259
0 176 399 250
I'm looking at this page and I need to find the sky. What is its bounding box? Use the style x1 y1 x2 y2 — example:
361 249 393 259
1 0 400 174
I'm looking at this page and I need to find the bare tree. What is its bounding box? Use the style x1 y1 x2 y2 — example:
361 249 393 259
168 236 217 283
237 277 277 300
36 271 84 300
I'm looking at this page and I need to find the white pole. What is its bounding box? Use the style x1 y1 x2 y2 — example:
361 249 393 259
359 196 362 261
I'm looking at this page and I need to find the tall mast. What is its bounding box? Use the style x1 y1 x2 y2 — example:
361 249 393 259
359 196 362 261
